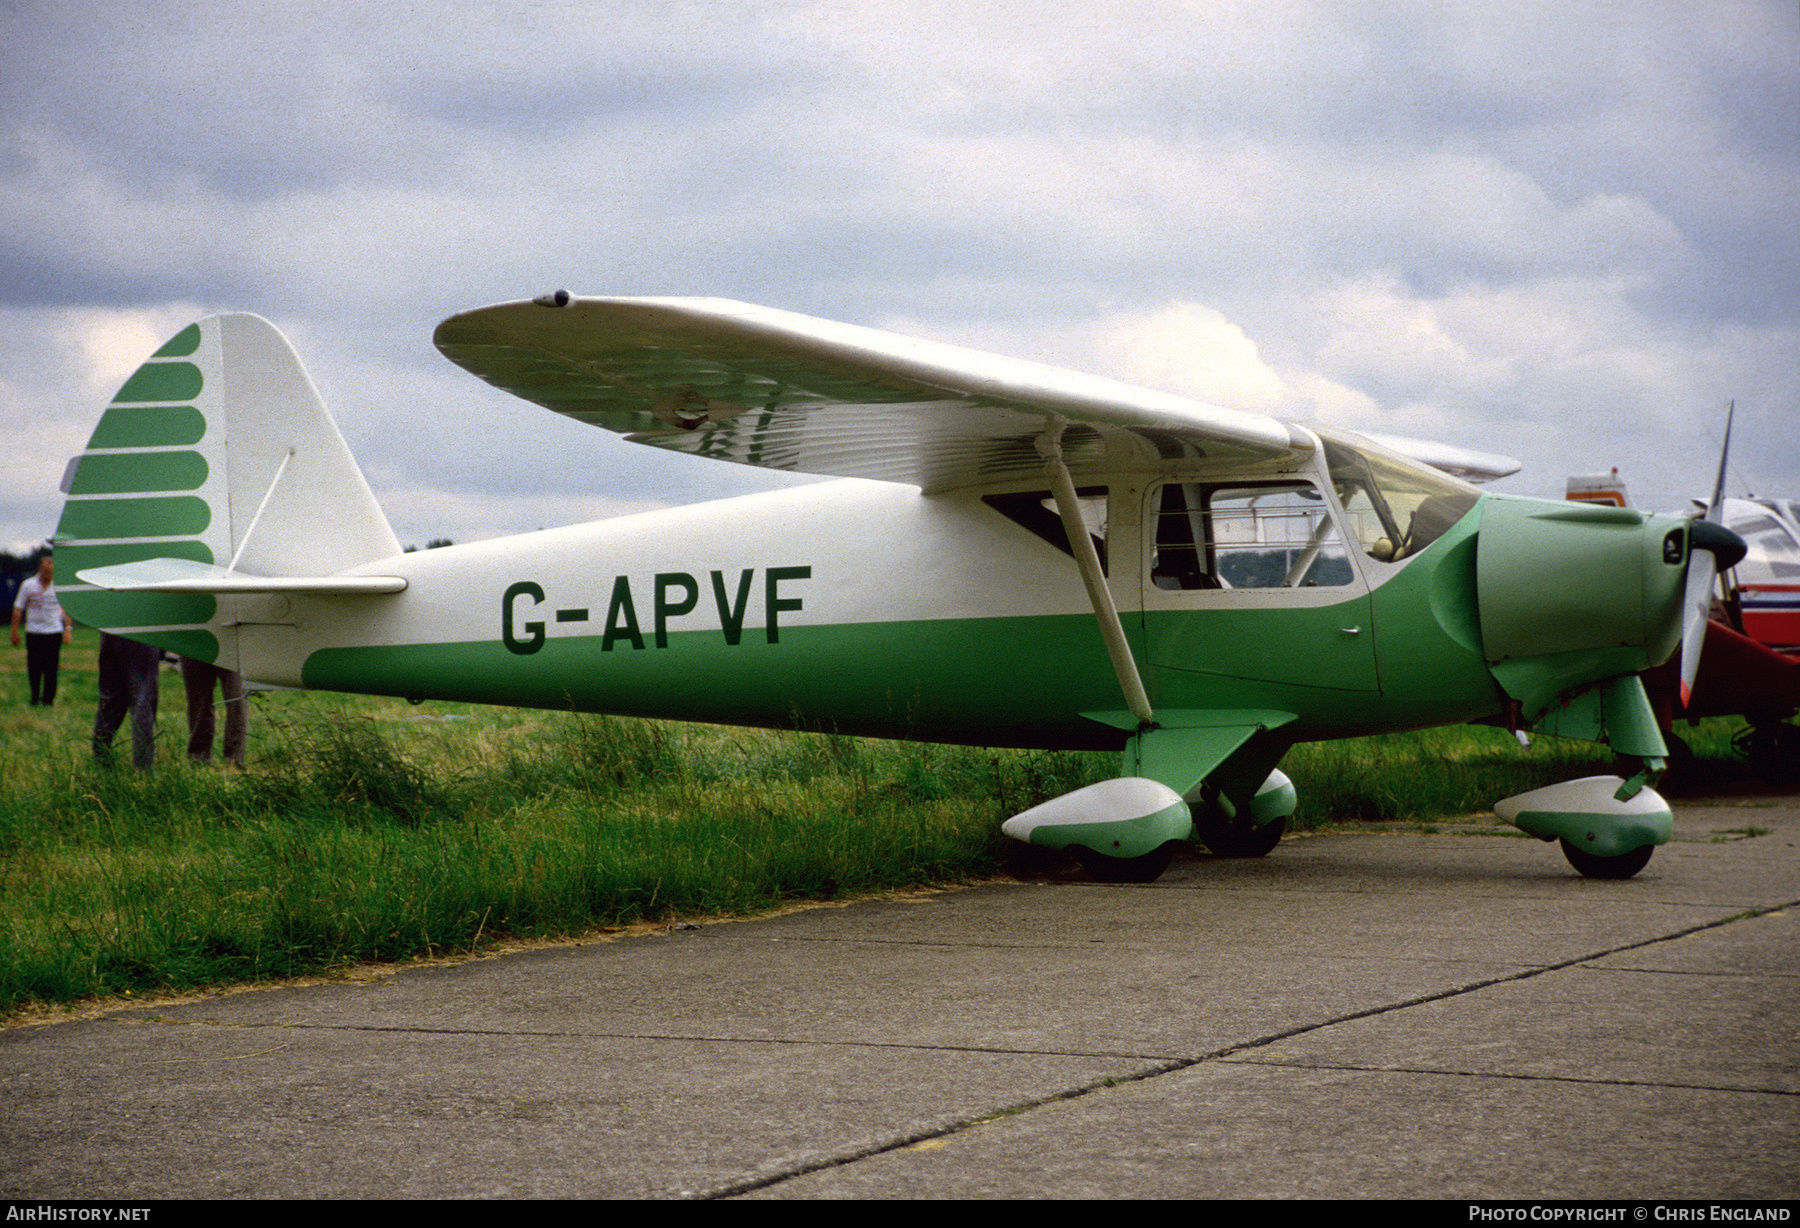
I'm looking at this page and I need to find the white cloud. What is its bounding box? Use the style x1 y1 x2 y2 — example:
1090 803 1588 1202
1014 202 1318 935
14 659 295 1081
1091 302 1287 409
66 305 215 401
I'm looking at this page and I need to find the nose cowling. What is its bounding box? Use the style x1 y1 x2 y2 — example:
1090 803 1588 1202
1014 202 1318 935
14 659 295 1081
1474 496 1711 720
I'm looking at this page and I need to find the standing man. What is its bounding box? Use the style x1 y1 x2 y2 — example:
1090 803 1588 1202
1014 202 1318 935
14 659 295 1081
11 552 74 706
93 632 161 770
180 657 248 765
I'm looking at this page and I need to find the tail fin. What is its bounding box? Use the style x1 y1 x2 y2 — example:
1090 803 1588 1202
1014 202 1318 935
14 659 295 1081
55 314 401 668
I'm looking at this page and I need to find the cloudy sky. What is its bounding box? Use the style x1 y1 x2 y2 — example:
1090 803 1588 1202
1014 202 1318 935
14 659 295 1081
3 0 1795 552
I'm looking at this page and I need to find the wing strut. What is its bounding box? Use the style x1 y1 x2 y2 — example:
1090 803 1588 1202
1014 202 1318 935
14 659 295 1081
1038 417 1154 728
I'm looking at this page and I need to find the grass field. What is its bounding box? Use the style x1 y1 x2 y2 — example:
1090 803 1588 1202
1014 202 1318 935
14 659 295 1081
0 628 1757 1017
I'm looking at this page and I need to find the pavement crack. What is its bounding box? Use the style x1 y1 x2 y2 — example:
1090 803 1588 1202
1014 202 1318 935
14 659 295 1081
1574 964 1800 979
703 899 1797 1200
127 1017 1177 1061
1222 1056 1797 1097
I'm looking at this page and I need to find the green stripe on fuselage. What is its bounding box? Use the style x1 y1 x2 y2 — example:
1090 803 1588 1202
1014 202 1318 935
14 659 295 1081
306 614 1127 748
301 608 1499 749
1143 600 1378 693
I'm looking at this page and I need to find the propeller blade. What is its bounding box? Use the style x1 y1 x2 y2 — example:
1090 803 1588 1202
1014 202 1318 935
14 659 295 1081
1705 401 1733 526
1677 403 1745 707
1678 551 1716 707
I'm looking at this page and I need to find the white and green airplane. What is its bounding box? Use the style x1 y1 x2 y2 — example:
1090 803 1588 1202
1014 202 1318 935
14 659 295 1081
54 295 1746 882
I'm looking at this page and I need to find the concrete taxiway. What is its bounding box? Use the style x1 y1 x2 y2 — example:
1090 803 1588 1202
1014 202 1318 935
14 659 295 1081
4 796 1797 1199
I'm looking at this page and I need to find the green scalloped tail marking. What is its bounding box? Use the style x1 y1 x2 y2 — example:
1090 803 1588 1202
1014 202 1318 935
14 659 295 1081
56 495 210 540
60 589 216 629
119 628 219 663
112 361 203 404
56 540 214 574
68 451 208 495
153 324 202 358
88 405 206 449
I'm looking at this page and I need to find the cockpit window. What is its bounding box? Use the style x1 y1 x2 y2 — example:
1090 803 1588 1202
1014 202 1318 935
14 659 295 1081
1320 430 1480 563
1151 481 1352 590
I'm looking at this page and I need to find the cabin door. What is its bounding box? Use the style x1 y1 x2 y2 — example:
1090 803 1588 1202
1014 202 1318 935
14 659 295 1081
1139 480 1379 697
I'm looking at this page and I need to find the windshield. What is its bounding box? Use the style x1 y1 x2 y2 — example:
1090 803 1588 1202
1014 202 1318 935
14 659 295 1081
1318 429 1480 563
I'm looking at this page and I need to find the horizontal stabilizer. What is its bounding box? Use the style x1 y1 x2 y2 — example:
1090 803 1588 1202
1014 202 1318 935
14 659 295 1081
77 557 406 595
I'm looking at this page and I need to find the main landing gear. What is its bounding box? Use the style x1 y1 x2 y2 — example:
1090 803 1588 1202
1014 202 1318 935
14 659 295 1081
1193 813 1287 859
1559 839 1656 880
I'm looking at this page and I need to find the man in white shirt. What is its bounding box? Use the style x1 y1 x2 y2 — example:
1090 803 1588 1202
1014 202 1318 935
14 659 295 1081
11 553 74 706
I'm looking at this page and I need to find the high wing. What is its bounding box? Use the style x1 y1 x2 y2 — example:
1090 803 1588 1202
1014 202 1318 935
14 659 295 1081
433 295 1311 492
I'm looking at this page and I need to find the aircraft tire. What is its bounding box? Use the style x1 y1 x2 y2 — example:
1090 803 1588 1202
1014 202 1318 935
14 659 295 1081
1560 839 1654 880
1073 842 1177 883
1196 815 1286 858
1734 721 1800 783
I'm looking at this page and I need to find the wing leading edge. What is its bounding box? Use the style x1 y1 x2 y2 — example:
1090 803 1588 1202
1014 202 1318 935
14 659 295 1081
433 296 1312 492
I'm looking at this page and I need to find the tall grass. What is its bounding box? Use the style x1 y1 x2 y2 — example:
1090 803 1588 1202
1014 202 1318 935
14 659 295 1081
0 630 1762 1015
0 638 1113 1011
1283 725 1601 823
1284 717 1754 822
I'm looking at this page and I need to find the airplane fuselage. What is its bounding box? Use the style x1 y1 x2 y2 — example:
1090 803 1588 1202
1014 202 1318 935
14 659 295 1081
239 473 1668 753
